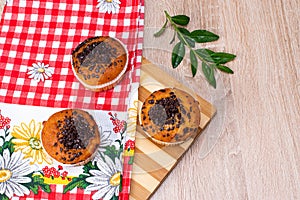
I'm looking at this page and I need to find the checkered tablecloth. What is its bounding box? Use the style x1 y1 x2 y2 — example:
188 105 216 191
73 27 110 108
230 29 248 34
13 185 96 200
0 0 144 199
0 0 143 112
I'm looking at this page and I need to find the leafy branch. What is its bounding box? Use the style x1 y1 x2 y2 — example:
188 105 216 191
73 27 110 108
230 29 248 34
63 161 98 194
154 11 236 88
63 174 90 193
23 174 51 195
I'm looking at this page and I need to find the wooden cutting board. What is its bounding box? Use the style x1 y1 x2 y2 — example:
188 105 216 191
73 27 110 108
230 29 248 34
129 58 216 200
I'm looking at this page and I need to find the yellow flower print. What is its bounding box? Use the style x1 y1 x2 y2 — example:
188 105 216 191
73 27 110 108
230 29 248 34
126 100 139 137
11 119 52 165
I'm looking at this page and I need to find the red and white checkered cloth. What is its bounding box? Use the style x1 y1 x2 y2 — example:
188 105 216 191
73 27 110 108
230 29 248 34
0 0 144 199
0 0 143 112
14 185 96 200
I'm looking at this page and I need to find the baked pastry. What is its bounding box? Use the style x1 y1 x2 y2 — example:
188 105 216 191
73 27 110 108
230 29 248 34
41 109 100 165
140 88 201 145
71 36 128 91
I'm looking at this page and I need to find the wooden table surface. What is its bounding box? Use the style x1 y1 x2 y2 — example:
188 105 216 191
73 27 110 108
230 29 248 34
1 0 299 199
143 0 300 199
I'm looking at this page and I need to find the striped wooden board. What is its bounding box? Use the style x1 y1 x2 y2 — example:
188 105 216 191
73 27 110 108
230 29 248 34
129 58 216 200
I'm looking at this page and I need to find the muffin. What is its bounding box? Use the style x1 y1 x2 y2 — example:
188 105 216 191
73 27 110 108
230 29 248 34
71 36 128 91
41 109 100 165
140 88 201 145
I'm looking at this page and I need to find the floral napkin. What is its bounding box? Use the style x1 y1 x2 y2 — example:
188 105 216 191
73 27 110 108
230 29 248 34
0 0 144 199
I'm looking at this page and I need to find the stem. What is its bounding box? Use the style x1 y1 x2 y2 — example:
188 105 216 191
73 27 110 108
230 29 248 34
164 10 214 69
4 128 9 137
191 49 215 71
169 31 176 44
154 19 168 37
118 144 124 157
116 139 122 146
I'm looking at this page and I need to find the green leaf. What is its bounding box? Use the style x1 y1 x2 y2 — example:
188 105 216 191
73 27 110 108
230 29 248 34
63 179 86 193
172 42 185 68
111 195 119 200
211 52 236 64
190 50 198 77
177 28 195 47
3 138 15 154
154 19 168 37
195 49 215 63
128 156 134 165
63 175 89 194
216 65 234 74
33 175 51 193
83 161 98 173
24 175 51 194
190 30 219 43
29 185 39 194
202 62 216 88
178 27 190 35
39 183 51 193
103 145 119 158
0 194 9 200
171 15 190 26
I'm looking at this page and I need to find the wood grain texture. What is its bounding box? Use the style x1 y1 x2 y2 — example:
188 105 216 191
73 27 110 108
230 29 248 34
0 0 299 199
142 0 300 200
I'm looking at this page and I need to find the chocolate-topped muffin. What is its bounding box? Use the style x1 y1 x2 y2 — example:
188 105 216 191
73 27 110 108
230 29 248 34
41 109 100 165
71 36 128 91
140 88 201 145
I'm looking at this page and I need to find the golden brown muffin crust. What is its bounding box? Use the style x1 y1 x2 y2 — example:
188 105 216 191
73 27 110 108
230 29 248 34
42 109 100 165
141 88 200 143
72 36 127 86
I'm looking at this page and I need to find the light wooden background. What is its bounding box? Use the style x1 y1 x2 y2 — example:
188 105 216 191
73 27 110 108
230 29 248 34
142 0 300 199
1 0 299 199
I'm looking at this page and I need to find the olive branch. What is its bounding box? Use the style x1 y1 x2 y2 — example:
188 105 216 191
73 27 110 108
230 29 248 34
154 11 236 88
